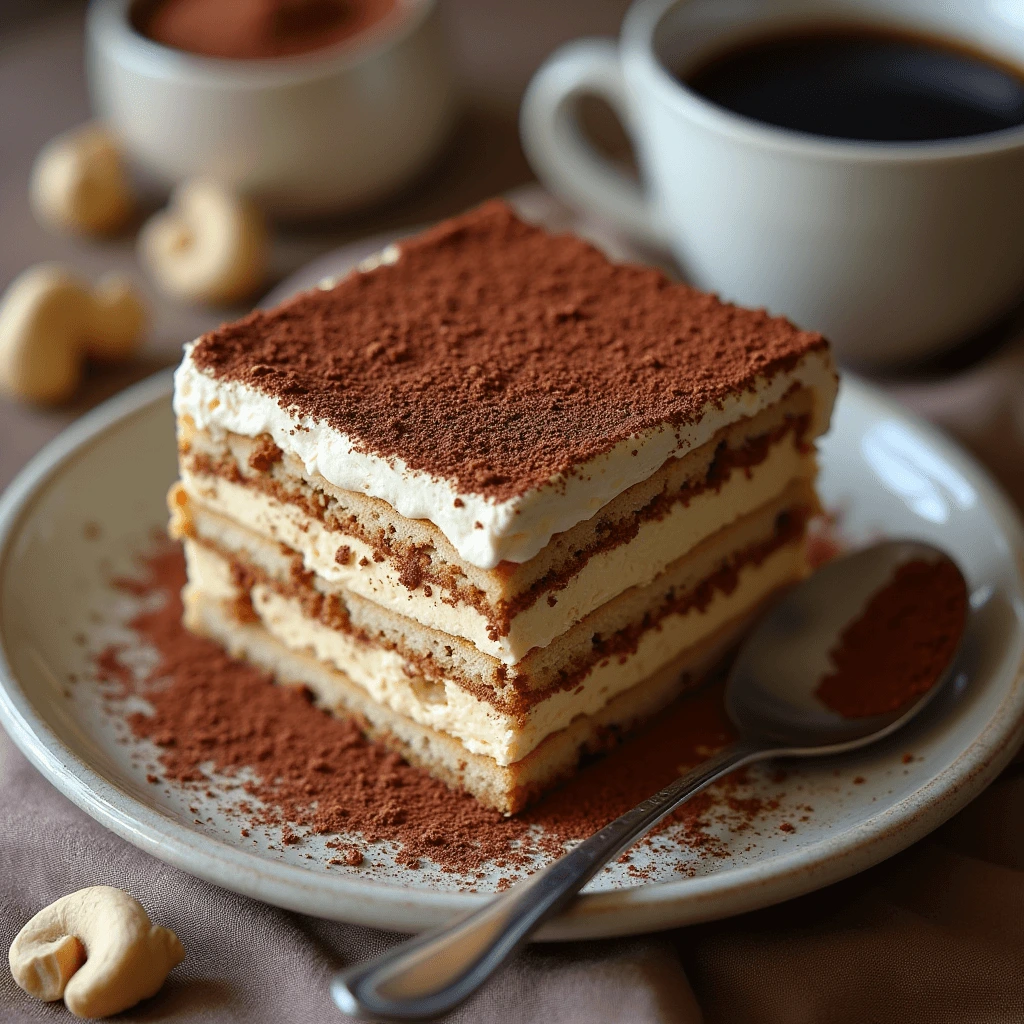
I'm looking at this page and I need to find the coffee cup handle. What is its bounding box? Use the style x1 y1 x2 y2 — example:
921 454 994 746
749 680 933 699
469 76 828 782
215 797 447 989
520 39 667 249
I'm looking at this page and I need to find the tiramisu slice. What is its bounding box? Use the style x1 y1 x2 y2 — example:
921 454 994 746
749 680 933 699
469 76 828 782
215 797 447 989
169 201 837 813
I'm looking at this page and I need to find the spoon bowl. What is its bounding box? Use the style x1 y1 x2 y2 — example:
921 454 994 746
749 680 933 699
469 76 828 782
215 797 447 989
727 540 966 752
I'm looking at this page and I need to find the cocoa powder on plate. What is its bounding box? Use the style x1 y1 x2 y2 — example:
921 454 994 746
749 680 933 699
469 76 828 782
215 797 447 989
100 545 797 875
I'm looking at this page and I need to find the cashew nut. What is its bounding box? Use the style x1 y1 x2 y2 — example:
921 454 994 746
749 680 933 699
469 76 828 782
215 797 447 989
139 180 269 305
9 886 185 1019
0 264 147 404
30 124 136 236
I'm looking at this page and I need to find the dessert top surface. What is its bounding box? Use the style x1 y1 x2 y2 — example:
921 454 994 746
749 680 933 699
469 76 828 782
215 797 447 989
190 201 827 502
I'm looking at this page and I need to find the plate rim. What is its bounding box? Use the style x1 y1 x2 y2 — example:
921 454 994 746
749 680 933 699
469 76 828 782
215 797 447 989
1 370 1023 940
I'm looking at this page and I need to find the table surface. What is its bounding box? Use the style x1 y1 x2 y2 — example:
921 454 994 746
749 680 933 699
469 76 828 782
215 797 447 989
0 0 636 491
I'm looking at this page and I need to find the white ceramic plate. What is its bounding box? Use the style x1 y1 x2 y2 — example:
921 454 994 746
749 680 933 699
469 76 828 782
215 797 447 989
1 372 1023 940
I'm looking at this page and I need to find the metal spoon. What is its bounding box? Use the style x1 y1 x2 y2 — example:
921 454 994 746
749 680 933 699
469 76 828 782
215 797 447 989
332 540 967 1021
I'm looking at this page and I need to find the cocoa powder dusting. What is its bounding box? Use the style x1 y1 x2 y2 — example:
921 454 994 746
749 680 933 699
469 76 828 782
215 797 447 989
94 645 133 697
816 558 968 718
192 201 829 502
103 545 798 875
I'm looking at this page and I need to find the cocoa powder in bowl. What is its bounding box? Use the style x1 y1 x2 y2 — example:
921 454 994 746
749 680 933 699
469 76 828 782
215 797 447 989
141 0 399 61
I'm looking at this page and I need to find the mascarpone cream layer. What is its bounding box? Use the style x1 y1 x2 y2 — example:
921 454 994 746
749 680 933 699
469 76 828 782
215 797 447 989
174 345 835 570
181 437 813 663
183 538 803 764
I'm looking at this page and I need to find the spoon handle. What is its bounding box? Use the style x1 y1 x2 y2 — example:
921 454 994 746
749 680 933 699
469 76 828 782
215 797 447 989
331 739 764 1021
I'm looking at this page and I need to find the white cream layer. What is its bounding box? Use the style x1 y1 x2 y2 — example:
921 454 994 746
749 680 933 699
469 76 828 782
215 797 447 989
182 437 813 663
174 345 835 570
183 538 803 764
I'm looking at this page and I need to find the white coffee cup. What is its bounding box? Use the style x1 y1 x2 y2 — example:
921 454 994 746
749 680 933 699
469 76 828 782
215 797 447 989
520 0 1024 366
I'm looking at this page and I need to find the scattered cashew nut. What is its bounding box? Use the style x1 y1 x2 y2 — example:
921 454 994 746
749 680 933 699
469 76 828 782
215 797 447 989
30 124 136 236
139 179 269 305
0 264 147 404
9 886 185 1019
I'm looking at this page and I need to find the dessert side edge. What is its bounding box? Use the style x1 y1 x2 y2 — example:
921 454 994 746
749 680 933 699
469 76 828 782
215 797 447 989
167 200 839 815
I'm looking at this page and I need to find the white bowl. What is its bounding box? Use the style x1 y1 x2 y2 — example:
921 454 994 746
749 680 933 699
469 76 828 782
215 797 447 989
86 0 457 218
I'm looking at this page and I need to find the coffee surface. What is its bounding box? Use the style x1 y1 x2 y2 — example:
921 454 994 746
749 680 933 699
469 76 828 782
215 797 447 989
684 27 1024 142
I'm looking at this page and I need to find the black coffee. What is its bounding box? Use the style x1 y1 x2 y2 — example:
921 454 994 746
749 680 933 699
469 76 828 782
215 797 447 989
684 27 1024 142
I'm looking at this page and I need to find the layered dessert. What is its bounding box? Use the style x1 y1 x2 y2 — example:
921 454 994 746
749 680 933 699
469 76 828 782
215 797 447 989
168 201 837 813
